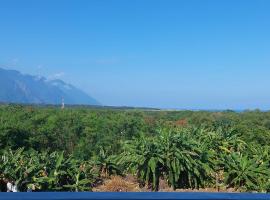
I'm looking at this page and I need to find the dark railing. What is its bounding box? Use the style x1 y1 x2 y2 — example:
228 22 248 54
1 192 270 200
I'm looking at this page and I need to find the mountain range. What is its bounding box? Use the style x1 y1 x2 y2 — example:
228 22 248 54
0 68 100 105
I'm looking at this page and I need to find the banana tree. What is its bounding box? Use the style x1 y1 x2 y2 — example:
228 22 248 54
93 147 120 178
63 160 96 191
116 134 163 191
33 151 68 191
224 152 269 191
117 128 213 191
159 128 213 190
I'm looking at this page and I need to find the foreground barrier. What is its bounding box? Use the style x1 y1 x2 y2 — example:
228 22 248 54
1 192 270 200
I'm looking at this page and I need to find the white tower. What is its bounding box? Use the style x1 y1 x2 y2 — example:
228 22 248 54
61 97 65 109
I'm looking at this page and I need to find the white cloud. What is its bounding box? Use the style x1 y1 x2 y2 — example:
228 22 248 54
48 72 65 80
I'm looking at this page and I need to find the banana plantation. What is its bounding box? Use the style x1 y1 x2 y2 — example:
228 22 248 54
1 105 270 192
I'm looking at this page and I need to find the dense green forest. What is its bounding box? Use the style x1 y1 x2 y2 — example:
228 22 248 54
1 105 270 192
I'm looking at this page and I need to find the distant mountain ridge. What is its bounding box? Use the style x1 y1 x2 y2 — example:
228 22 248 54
0 68 100 105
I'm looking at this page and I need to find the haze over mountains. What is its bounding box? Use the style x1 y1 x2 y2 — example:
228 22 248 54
0 68 100 105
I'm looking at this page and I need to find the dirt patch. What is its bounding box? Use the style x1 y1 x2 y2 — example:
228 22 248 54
93 175 238 193
93 176 141 192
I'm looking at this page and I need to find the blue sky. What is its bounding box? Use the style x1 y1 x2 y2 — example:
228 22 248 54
0 0 270 109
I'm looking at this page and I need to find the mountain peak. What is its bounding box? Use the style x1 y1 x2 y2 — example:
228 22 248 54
0 67 100 105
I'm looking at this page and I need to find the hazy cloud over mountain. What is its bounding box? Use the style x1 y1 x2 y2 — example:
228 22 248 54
0 68 100 105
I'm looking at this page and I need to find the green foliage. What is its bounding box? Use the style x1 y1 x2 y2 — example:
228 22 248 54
223 152 269 192
0 149 98 191
1 105 270 192
117 128 213 191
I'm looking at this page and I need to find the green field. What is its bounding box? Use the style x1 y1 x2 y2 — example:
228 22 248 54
1 105 270 192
